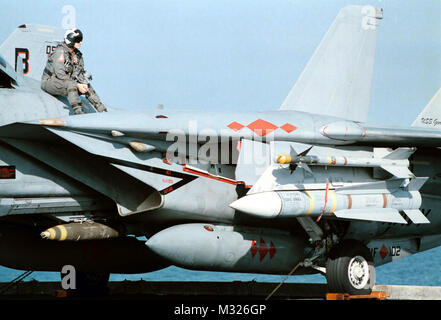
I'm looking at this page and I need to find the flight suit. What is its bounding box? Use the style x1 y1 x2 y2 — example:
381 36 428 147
41 42 107 114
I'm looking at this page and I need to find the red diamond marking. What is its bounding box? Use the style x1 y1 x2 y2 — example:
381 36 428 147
259 238 268 262
227 121 244 132
280 123 297 133
379 244 389 260
247 119 278 137
250 240 258 258
269 241 276 259
0 168 10 178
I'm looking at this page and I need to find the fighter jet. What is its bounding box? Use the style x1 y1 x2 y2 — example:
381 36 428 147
1 6 441 295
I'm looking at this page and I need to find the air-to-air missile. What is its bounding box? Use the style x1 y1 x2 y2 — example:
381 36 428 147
275 146 416 178
145 223 309 274
40 221 121 241
229 189 421 219
229 178 430 224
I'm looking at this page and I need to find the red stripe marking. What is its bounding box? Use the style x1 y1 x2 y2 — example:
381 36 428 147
347 194 352 209
182 164 251 187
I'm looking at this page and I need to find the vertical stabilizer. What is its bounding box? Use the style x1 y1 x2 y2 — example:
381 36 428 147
411 87 441 128
280 5 383 122
0 24 64 81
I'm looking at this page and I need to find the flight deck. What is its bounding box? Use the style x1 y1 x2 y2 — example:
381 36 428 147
0 280 439 300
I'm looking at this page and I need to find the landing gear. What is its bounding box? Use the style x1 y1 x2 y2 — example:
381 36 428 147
326 240 375 295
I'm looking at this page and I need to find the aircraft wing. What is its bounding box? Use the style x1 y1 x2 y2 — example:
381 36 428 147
280 5 383 122
0 122 163 217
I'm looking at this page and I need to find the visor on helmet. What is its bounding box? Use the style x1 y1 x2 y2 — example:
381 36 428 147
65 29 83 46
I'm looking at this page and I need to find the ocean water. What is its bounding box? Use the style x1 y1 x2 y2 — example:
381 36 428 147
1 245 441 286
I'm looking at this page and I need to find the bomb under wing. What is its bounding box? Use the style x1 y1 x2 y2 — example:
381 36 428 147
40 221 121 241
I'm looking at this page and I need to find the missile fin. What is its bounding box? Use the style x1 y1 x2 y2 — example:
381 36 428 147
287 143 313 158
403 209 430 224
334 208 408 224
297 162 313 175
294 145 313 158
288 145 313 175
380 165 415 179
335 179 404 195
288 163 298 174
406 177 429 191
336 177 428 195
382 147 417 160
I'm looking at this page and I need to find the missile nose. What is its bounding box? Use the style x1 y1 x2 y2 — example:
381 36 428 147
40 227 56 240
229 192 282 218
276 154 292 164
40 231 50 239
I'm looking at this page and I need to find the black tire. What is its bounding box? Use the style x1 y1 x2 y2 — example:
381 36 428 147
326 240 375 295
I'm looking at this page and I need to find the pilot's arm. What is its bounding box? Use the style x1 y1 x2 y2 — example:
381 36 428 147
52 48 72 81
71 55 85 81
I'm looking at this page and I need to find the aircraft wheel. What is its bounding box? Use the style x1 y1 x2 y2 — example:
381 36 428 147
326 240 375 295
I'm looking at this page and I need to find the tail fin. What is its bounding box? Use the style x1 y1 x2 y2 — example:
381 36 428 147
280 5 383 123
0 24 64 81
412 87 441 128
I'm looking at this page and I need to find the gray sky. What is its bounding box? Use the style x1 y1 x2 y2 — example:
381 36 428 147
1 0 440 126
